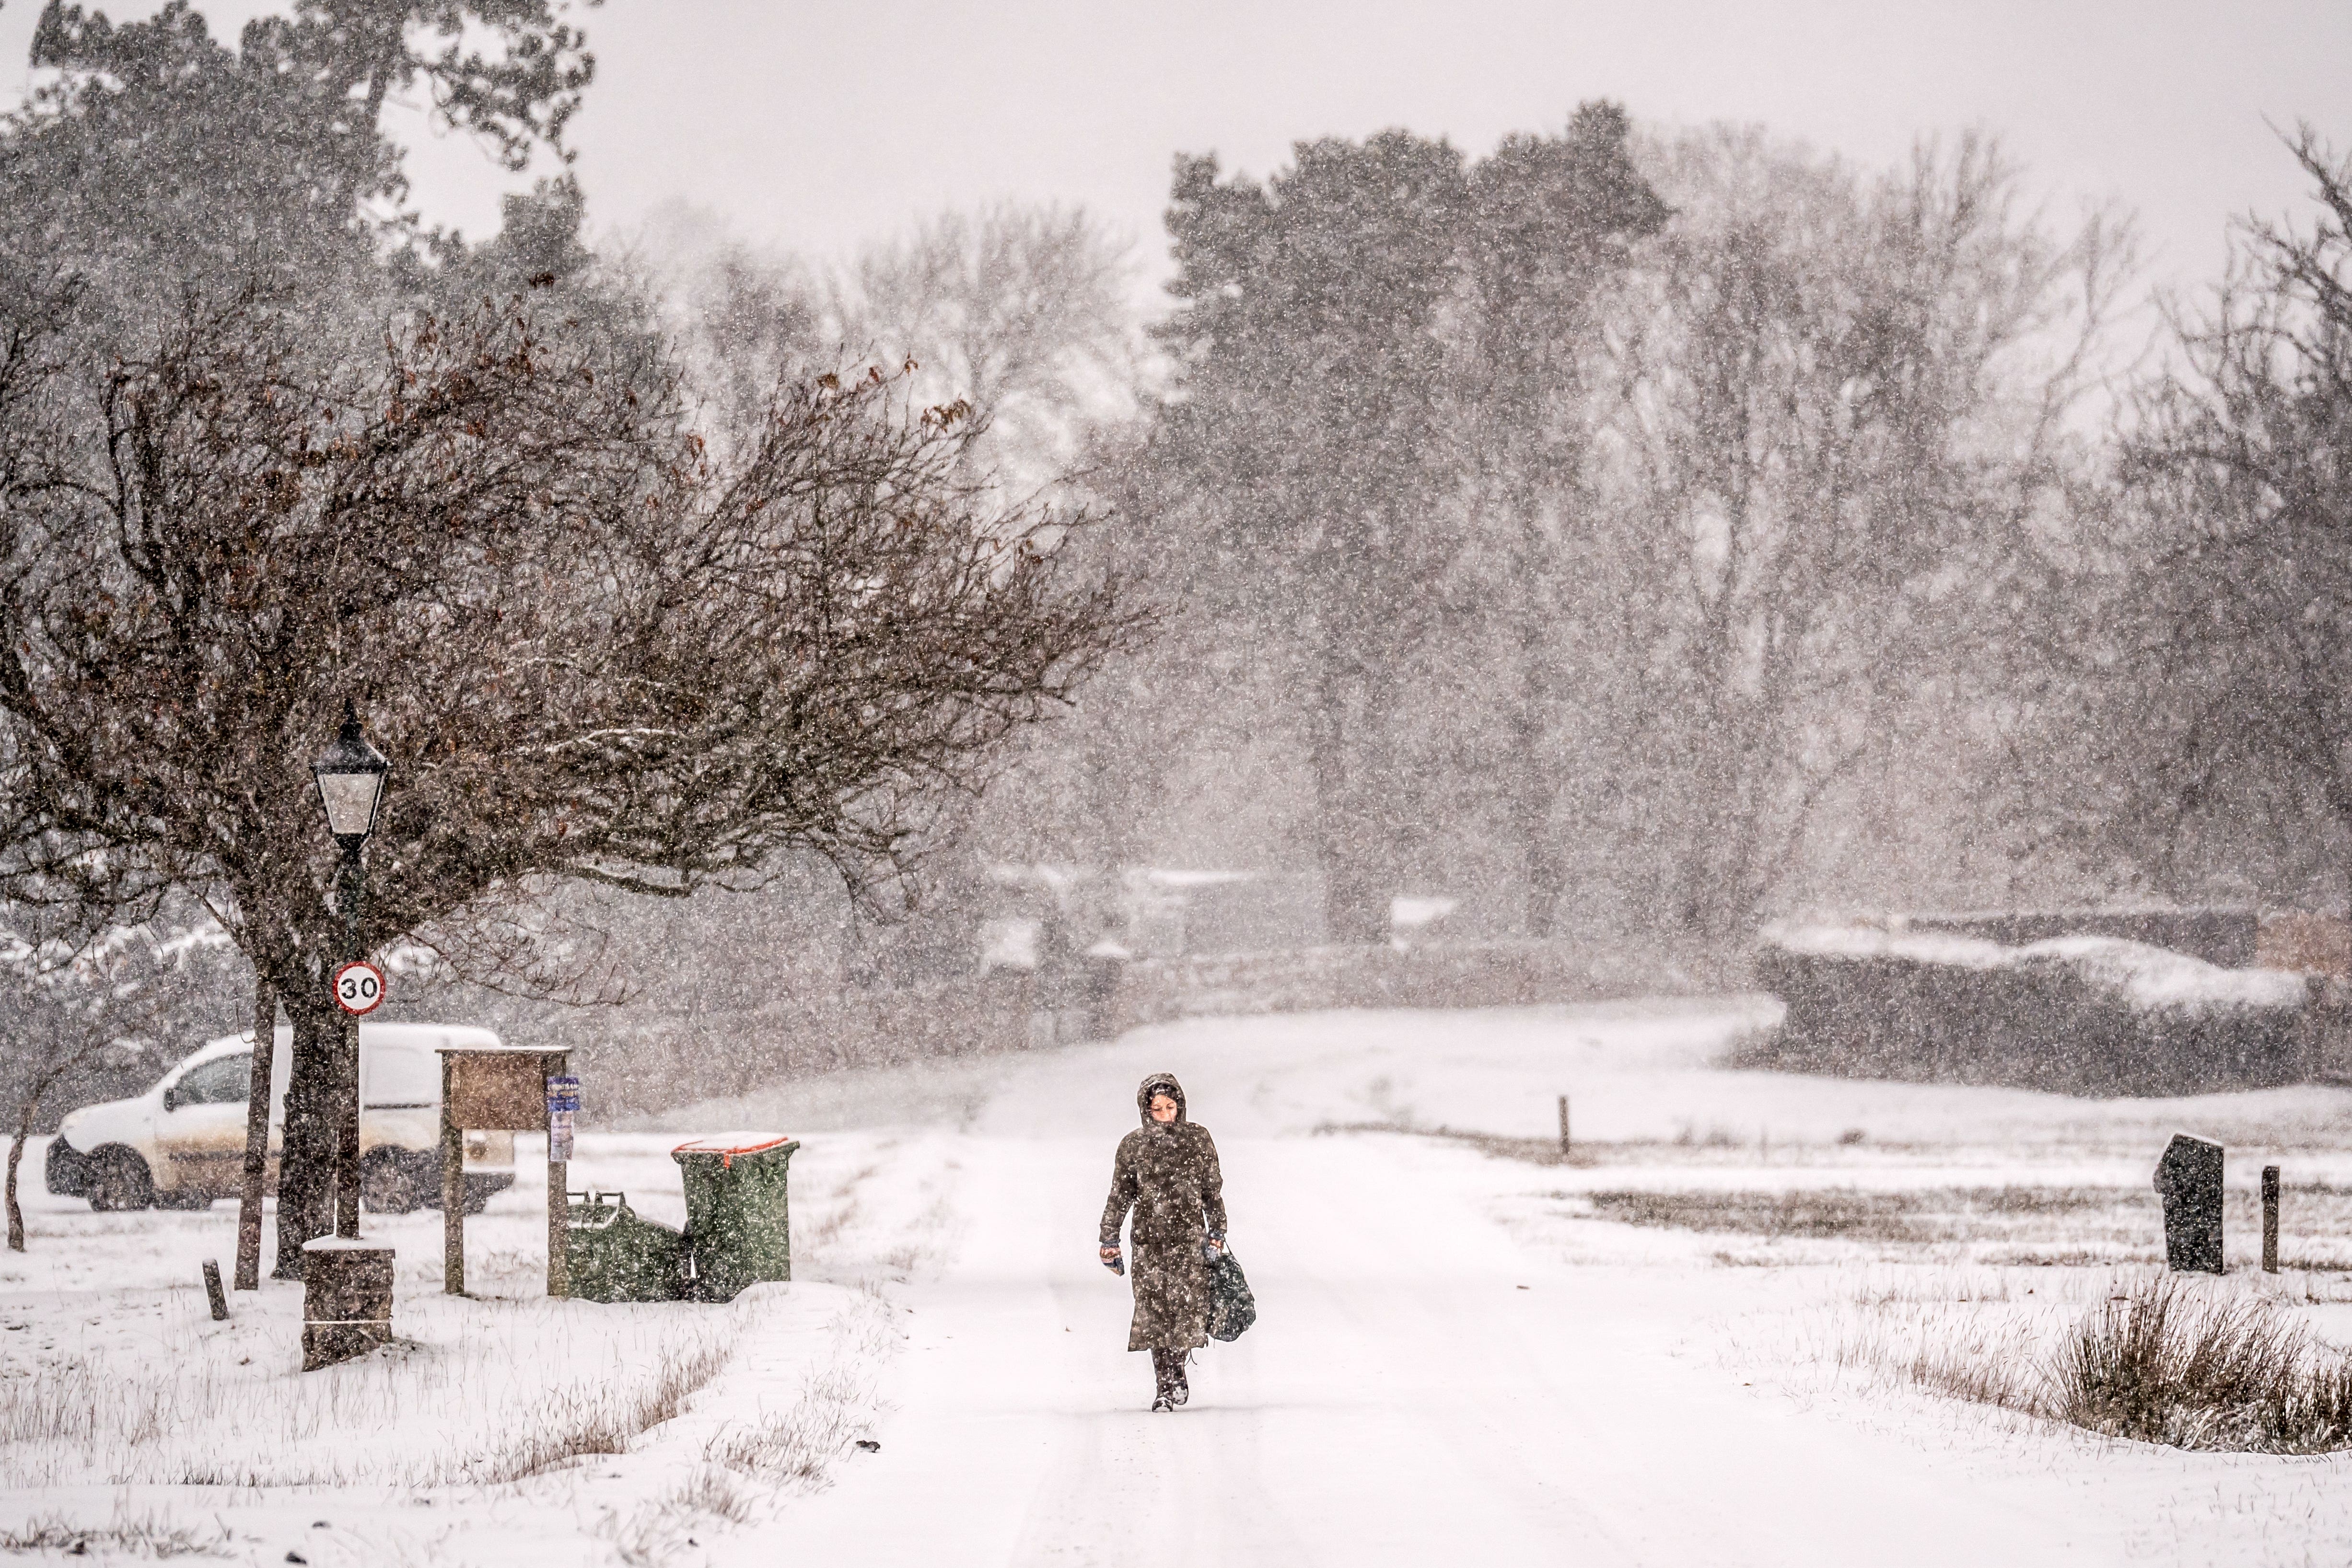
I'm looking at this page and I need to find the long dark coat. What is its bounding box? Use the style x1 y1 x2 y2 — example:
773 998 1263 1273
1099 1072 1227 1352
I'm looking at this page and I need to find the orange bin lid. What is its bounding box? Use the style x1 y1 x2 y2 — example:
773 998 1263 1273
671 1131 796 1161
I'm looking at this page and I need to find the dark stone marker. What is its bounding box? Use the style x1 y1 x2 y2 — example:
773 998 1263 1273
2154 1134 2225 1274
301 1240 395 1370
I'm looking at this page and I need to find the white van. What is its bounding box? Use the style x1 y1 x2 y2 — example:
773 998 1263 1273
46 1023 518 1214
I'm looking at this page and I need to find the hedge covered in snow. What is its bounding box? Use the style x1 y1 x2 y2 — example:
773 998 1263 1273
1753 923 2314 1096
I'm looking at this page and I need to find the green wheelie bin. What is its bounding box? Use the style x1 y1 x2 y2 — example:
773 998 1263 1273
565 1190 688 1303
671 1133 800 1302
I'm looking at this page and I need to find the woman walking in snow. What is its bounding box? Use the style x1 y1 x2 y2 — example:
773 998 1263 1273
1099 1071 1227 1412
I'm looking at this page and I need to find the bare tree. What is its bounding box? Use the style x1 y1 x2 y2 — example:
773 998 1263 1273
2060 128 2352 914
0 285 1136 1273
838 202 1141 490
1594 128 2131 934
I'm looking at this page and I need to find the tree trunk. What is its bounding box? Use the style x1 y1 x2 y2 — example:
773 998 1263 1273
5 1105 28 1253
272 987 341 1278
1307 642 1392 947
1510 506 1563 939
234 977 276 1289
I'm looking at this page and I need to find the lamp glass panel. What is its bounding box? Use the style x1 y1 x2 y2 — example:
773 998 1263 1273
317 771 384 837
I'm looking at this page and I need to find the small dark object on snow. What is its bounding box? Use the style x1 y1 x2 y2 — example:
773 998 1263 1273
1207 1249 1255 1341
855 1439 880 1452
64 1544 86 1558
312 1522 329 1529
2154 1134 2225 1274
287 1554 308 1565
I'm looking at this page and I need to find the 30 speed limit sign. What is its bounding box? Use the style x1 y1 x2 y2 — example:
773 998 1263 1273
333 960 387 1016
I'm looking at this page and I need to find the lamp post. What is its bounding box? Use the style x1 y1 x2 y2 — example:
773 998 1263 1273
313 701 388 1240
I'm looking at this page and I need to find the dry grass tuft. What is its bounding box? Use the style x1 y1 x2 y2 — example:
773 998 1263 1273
2047 1280 2352 1453
1822 1273 2352 1455
439 1331 737 1486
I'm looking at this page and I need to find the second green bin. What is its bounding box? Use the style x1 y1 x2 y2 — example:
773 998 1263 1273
565 1191 687 1303
671 1133 799 1302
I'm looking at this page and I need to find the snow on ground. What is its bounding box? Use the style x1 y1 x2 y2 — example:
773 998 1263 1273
6 995 2352 1564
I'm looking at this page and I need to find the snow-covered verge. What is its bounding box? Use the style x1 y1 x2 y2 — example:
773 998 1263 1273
0 1127 962 1565
8 997 2352 1565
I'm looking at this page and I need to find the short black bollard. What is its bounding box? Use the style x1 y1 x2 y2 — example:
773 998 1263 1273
202 1259 229 1322
2154 1134 2225 1274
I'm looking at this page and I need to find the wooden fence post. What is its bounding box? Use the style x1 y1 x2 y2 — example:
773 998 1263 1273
1557 1095 1571 1159
2263 1165 2281 1273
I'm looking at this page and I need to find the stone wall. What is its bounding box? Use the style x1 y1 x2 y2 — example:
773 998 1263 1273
1106 939 1730 1034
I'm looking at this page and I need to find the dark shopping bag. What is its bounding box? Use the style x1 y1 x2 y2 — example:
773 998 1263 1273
1207 1248 1256 1342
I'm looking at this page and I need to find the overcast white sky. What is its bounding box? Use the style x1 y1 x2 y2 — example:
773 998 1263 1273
4 0 2348 307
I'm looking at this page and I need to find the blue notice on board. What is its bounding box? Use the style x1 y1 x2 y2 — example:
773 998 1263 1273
546 1075 581 1115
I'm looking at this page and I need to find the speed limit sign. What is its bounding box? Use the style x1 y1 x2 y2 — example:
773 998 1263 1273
333 960 387 1016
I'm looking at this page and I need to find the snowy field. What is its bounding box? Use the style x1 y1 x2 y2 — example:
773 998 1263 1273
6 996 2352 1565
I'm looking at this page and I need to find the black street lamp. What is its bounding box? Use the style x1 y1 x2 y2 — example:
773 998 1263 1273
313 700 388 1239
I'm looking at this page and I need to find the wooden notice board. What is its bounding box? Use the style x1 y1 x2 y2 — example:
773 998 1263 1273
437 1045 571 1299
446 1049 559 1130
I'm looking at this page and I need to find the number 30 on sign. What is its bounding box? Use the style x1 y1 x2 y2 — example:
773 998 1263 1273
333 960 387 1016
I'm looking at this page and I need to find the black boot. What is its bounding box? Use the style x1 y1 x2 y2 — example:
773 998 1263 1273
1170 1350 1190 1407
1150 1349 1177 1412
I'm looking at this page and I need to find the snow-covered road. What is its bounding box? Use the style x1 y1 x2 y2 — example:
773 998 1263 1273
724 1032 2127 1568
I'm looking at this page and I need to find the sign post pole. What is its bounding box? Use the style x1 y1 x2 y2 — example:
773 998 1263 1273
546 1053 573 1300
441 1051 465 1296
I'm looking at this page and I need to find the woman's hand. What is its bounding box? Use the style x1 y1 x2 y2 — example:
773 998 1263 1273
1099 1245 1125 1276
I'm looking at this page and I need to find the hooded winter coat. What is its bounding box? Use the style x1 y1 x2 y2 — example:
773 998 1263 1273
1100 1072 1227 1352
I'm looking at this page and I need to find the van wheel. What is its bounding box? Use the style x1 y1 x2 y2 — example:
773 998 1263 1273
154 1189 214 1210
87 1150 154 1212
361 1154 423 1214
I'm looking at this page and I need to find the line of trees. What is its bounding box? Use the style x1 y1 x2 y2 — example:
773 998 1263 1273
996 113 2134 944
670 111 2343 960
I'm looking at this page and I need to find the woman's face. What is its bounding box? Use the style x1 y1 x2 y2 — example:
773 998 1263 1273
1149 1092 1178 1123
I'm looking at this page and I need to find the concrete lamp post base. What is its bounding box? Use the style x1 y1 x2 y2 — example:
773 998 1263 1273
302 1237 395 1370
